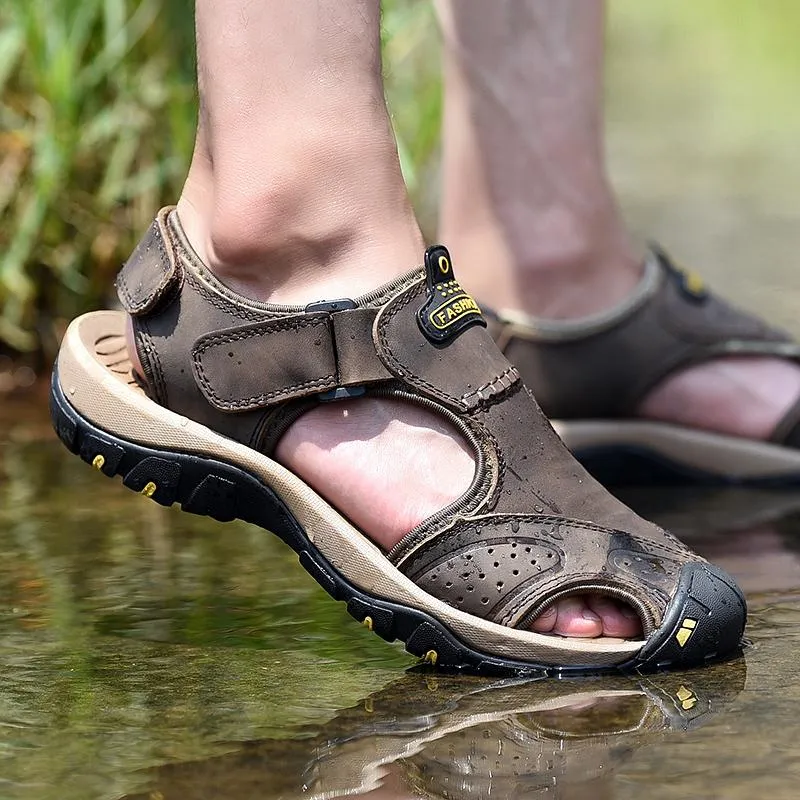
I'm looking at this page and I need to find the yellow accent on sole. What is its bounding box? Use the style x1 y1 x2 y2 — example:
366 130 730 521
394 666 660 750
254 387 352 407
362 616 373 631
422 649 438 666
141 481 157 497
92 454 105 470
675 618 698 648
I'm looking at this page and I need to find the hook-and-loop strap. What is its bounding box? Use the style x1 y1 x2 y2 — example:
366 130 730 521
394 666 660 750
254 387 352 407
191 308 392 411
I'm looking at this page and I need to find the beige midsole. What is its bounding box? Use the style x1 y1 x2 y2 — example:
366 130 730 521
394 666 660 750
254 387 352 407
57 310 643 667
553 419 800 479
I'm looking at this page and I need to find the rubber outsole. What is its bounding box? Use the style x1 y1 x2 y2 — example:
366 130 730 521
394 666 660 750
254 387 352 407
50 370 746 676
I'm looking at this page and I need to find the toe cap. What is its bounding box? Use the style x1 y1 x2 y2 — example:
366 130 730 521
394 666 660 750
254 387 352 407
630 562 747 671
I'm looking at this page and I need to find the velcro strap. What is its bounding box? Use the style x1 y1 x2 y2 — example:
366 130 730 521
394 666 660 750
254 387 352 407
116 209 182 316
192 309 392 411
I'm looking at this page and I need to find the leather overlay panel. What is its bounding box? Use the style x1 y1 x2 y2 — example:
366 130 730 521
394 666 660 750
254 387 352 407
116 210 182 316
192 311 393 411
376 279 520 412
398 515 684 628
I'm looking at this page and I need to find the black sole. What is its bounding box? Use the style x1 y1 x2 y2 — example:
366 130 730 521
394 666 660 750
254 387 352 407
50 370 745 676
575 445 800 488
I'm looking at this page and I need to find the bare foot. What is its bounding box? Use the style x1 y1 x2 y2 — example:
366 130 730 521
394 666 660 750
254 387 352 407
125 321 643 640
276 399 643 639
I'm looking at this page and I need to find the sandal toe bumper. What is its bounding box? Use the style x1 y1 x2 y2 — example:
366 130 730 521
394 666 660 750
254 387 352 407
631 562 747 671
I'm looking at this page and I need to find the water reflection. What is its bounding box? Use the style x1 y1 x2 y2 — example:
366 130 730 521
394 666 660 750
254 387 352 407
124 664 745 800
0 423 789 800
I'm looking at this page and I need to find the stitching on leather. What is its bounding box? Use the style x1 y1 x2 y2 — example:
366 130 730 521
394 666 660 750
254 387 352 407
185 271 271 322
482 427 505 511
377 282 465 409
497 571 598 626
118 226 180 315
195 316 329 349
403 513 692 569
137 324 168 407
193 318 335 409
377 280 513 411
461 366 520 405
497 570 664 626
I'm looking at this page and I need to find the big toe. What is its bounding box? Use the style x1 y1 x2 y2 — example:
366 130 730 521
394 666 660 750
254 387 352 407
530 595 643 638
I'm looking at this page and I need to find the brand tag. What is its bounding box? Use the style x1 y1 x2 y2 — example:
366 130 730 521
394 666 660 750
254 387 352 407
417 245 486 344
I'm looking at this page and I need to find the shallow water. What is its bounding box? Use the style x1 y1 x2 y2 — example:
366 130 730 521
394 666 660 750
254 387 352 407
6 4 800 799
2 393 800 800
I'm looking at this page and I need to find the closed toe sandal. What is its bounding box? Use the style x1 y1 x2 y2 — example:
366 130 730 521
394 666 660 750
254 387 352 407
488 245 800 486
51 209 746 675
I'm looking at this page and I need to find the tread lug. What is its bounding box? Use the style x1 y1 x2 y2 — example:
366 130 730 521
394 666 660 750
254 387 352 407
122 457 181 506
183 474 238 521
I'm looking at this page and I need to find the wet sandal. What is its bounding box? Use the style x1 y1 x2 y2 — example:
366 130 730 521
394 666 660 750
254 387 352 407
50 209 746 675
489 246 800 485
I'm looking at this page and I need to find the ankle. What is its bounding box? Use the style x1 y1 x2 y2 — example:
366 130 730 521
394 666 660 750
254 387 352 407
447 205 642 320
177 133 425 305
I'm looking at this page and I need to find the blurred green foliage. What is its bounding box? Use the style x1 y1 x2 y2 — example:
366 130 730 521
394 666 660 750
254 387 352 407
0 0 197 357
3 0 800 363
0 0 439 363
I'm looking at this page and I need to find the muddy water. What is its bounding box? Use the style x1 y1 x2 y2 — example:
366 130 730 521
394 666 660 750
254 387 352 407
5 3 800 799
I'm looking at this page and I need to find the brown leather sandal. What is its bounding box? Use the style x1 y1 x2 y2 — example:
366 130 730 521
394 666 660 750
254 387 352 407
489 246 800 485
50 209 746 675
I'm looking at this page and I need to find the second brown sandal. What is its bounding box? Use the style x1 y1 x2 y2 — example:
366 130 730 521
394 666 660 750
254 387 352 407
489 246 800 485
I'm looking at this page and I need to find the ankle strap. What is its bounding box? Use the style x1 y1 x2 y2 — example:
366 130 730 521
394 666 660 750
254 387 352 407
192 307 392 411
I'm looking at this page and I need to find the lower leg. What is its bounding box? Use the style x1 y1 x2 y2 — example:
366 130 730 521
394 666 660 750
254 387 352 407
438 0 800 440
180 0 424 304
437 0 639 320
